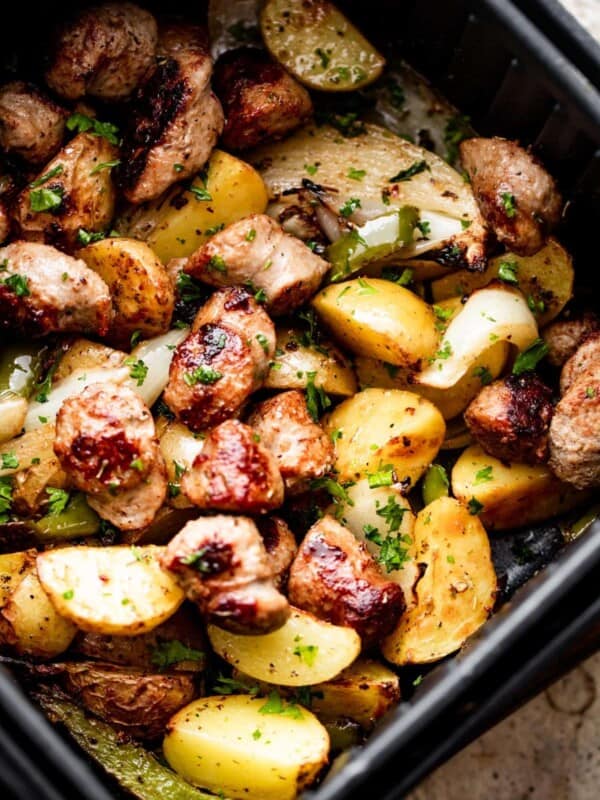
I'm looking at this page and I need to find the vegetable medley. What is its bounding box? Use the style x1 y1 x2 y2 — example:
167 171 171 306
0 1 598 798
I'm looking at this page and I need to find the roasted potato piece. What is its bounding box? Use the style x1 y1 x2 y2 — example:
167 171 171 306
164 694 329 800
323 388 445 487
208 606 361 686
36 545 185 635
118 150 268 263
431 239 573 327
13 132 117 250
313 279 438 368
53 338 126 382
264 327 357 396
382 497 497 665
77 237 174 347
452 444 588 530
0 549 36 606
73 607 206 672
61 662 196 740
261 0 385 91
329 479 419 611
0 568 77 658
158 420 205 510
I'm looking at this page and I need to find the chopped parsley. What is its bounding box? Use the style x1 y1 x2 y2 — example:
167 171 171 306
207 255 227 274
497 259 519 285
315 47 330 68
212 674 260 696
330 428 343 443
512 338 548 375
304 163 319 176
376 495 406 532
416 219 431 236
1 453 18 470
0 477 13 524
90 159 121 175
76 228 107 246
443 114 471 165
46 487 70 516
245 228 257 242
357 277 377 295
1 273 30 297
124 358 148 386
259 691 303 720
305 371 331 421
389 160 429 183
293 641 319 666
501 192 517 217
180 547 213 573
205 223 225 236
189 185 212 201
176 272 206 303
585 387 596 398
252 729 262 740
130 458 145 472
472 365 493 385
183 365 223 386
310 477 354 507
62 589 74 600
151 640 204 670
381 267 413 286
130 330 142 348
429 341 453 363
256 333 270 354
30 186 63 212
461 219 472 230
66 113 120 145
347 167 366 181
29 164 64 188
364 526 412 572
367 464 395 488
475 466 493 484
339 197 362 218
527 295 545 315
467 497 484 515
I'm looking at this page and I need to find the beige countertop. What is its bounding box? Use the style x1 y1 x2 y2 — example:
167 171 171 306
408 3 599 798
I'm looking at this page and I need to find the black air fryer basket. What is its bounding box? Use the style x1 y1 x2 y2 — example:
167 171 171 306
0 1 599 798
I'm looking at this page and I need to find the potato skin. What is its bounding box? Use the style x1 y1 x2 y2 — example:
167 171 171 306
61 662 196 740
13 133 118 250
77 237 174 347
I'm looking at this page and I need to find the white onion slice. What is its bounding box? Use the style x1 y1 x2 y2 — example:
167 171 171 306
24 327 189 432
417 285 538 389
0 392 29 445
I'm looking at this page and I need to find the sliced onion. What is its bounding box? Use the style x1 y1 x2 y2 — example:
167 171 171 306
24 327 189 432
0 392 29 444
417 285 538 389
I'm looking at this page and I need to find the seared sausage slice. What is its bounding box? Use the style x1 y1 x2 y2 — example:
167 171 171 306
45 2 158 101
460 137 562 256
0 241 112 337
182 419 284 514
185 214 330 315
160 515 290 634
560 331 600 394
0 81 66 165
118 23 223 204
256 516 297 591
288 515 405 648
163 287 275 430
247 390 334 493
464 373 554 465
214 47 312 151
543 311 600 368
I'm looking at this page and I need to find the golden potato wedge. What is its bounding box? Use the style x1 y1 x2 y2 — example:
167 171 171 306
0 569 77 658
323 388 445 487
208 606 361 686
13 132 117 250
452 444 588 530
382 497 497 665
36 545 184 635
78 237 174 347
119 150 268 263
431 238 573 327
158 419 205 509
312 279 439 368
261 0 385 91
265 327 357 396
328 479 420 611
53 338 126 382
61 662 196 740
0 550 36 607
163 694 329 800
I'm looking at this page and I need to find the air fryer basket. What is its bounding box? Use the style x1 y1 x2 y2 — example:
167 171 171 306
0 1 599 798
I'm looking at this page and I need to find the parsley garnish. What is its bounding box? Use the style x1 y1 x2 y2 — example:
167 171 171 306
473 365 493 385
245 228 257 242
0 477 13 524
467 497 484 515
304 163 319 176
77 228 107 246
124 358 148 386
585 387 596 398
389 160 429 183
512 338 548 375
62 589 74 600
498 259 519 284
151 640 204 670
364 526 412 572
315 47 330 68
367 464 395 488
46 487 70 515
527 295 545 315
293 640 319 666
1 273 30 297
429 341 453 363
1 453 19 470
256 333 270 354
130 458 144 472
416 220 431 236
66 113 120 145
90 159 121 175
347 167 366 181
310 477 354 507
381 267 413 286
183 365 223 386
475 466 493 484
305 371 331 421
189 185 212 201
461 219 472 230
29 164 63 188
443 115 471 165
176 272 205 303
207 255 227 274
339 197 362 218
501 193 517 218
30 187 63 212
376 495 406 532
213 674 260 696
259 691 303 719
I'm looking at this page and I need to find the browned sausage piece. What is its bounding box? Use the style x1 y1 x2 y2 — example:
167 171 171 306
118 23 223 204
288 515 405 648
45 2 158 101
185 214 330 316
0 81 66 165
182 419 284 514
0 241 112 337
559 331 600 394
213 47 313 151
543 311 600 368
247 390 334 493
160 515 290 634
460 137 562 256
256 516 297 591
464 373 554 465
163 287 275 431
